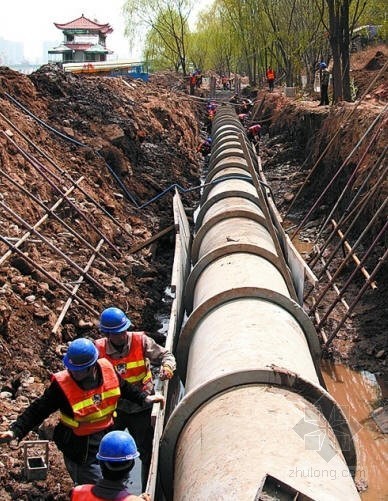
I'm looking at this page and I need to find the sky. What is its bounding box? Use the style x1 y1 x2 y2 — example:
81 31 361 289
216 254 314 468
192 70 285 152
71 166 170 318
0 0 208 63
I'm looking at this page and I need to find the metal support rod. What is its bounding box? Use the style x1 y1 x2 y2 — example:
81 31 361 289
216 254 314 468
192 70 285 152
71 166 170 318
0 234 99 316
309 164 388 268
315 220 387 325
309 158 388 268
0 169 118 271
315 118 386 241
0 201 108 293
323 248 388 349
330 220 377 287
2 132 122 256
4 94 139 206
0 176 81 266
314 197 387 284
52 240 104 334
318 254 350 312
305 195 386 303
290 109 387 240
285 66 388 216
310 297 328 344
308 155 387 269
0 110 133 236
309 206 386 311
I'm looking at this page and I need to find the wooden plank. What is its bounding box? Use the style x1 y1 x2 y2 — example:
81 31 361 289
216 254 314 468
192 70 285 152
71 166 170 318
128 224 175 254
146 190 191 499
331 219 377 289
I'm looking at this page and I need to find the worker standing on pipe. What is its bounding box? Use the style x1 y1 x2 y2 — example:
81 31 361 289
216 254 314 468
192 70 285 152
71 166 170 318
71 430 151 500
96 307 176 491
0 338 163 485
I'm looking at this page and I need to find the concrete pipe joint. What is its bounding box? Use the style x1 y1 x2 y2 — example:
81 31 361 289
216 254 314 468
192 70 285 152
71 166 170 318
160 109 359 500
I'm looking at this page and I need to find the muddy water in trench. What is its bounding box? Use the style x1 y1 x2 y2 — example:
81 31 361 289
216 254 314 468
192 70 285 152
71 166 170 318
322 361 387 500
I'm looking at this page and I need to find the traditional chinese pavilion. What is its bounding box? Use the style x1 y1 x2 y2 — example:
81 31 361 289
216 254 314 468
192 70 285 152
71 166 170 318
48 14 113 64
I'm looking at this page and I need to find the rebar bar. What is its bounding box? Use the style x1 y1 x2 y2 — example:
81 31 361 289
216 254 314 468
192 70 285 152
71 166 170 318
0 169 118 271
0 201 108 293
285 65 388 216
323 247 388 349
0 111 133 236
313 196 387 286
314 117 386 241
0 234 98 316
315 220 387 326
52 240 104 334
290 109 387 241
308 150 387 269
2 132 122 256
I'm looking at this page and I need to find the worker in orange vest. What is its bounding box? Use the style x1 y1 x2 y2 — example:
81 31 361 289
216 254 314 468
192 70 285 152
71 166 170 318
96 307 176 490
266 66 276 92
0 338 163 485
71 430 150 500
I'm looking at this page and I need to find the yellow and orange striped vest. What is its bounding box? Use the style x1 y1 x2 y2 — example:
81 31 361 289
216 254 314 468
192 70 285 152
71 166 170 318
53 358 120 436
95 333 152 387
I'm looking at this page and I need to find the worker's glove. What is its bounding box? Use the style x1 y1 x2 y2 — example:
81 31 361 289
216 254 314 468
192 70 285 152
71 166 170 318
145 394 165 410
0 430 14 444
159 365 174 381
141 375 153 395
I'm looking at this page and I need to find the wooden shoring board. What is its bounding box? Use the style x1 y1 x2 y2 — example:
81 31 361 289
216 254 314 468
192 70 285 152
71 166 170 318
146 190 191 498
257 154 318 300
51 240 104 334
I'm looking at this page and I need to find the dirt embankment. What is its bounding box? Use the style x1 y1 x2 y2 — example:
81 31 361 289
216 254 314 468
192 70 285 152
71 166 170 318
0 66 202 499
259 47 387 376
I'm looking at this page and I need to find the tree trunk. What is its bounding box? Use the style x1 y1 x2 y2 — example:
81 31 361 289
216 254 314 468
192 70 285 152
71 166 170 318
341 1 352 101
327 0 343 102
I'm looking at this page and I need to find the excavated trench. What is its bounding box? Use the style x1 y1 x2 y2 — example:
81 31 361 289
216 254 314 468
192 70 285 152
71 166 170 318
0 51 386 498
258 99 387 500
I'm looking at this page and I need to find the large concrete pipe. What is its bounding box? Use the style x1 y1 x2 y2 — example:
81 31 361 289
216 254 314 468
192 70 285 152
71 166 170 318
160 107 359 500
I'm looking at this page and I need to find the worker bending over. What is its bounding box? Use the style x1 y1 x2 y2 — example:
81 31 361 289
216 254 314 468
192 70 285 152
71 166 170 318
247 124 262 154
96 307 176 490
0 338 163 485
71 430 150 500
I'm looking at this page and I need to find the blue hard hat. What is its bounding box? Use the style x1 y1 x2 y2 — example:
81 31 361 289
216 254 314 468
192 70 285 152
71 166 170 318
319 62 327 69
99 307 132 334
63 338 98 371
97 431 139 462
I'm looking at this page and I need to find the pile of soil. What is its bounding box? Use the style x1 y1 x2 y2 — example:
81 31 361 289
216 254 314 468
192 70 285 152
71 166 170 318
0 66 202 499
258 46 387 377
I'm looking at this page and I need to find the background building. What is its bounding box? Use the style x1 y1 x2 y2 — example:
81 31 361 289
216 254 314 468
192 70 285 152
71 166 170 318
48 14 113 64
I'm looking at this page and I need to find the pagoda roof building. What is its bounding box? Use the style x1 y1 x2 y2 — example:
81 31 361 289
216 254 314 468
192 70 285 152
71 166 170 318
48 14 113 64
54 15 113 34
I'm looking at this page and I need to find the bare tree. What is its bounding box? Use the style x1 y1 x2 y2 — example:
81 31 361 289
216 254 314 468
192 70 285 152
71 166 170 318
123 0 193 74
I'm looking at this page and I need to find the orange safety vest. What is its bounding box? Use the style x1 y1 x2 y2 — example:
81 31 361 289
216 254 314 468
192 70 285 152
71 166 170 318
71 484 134 500
95 333 152 386
53 359 120 436
266 69 275 80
